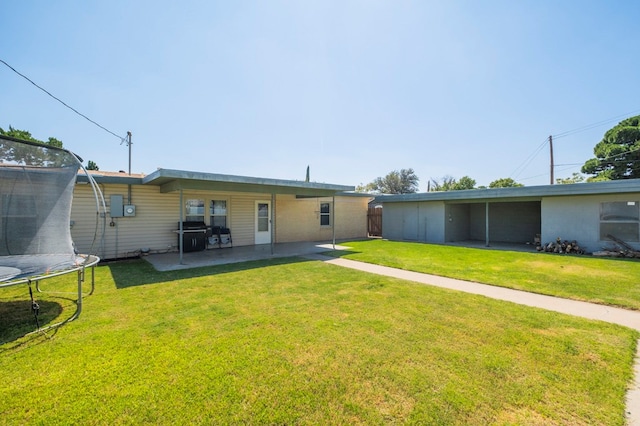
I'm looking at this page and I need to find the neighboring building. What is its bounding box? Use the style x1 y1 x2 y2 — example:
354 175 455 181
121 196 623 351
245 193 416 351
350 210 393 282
72 168 371 260
375 179 640 253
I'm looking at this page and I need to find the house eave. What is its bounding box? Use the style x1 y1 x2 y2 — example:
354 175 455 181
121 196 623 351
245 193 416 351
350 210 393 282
77 173 144 185
375 179 640 204
143 168 354 196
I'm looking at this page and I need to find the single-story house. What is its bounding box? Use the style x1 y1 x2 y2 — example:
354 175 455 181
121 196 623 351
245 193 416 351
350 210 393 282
374 179 640 253
72 168 372 260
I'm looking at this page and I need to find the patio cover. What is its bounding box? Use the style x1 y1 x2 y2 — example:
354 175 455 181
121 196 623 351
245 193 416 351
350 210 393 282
141 168 355 262
142 168 354 195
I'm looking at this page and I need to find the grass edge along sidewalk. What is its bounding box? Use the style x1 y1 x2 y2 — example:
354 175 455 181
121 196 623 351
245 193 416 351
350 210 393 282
326 239 640 310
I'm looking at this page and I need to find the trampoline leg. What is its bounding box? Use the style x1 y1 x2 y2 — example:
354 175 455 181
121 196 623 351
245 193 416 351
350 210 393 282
27 266 87 336
73 267 83 321
88 265 95 296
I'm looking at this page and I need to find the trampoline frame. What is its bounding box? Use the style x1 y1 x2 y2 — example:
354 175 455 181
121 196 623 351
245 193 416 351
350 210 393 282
0 255 100 333
0 134 106 335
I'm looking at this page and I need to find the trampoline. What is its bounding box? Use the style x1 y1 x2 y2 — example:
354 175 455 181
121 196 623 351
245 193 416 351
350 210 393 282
0 134 104 334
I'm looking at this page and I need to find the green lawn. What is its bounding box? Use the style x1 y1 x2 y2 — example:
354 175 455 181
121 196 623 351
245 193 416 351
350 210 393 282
0 257 637 424
327 239 640 310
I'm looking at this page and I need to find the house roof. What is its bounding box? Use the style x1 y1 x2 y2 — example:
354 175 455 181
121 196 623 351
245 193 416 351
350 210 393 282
374 179 640 204
77 170 146 184
79 168 354 196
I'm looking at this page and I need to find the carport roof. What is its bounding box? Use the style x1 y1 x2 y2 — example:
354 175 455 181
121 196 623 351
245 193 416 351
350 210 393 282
375 179 640 203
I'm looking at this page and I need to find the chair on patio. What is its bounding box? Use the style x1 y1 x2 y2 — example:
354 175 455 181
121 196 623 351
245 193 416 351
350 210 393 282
207 226 232 249
219 227 232 248
207 226 221 248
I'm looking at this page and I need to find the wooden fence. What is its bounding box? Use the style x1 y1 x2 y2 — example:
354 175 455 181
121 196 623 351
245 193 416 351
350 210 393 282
367 207 382 237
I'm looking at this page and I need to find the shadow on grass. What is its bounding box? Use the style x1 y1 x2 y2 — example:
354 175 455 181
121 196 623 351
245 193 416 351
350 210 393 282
0 299 63 345
319 249 361 259
109 256 319 289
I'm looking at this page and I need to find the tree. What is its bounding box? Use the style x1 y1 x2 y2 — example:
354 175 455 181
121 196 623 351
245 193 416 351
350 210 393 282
429 175 456 191
0 126 99 170
430 175 476 191
555 172 584 185
357 168 419 194
454 176 476 190
489 177 523 188
581 115 640 180
0 126 65 165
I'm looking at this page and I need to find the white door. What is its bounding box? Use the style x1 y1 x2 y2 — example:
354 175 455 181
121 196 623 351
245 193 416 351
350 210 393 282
255 201 271 244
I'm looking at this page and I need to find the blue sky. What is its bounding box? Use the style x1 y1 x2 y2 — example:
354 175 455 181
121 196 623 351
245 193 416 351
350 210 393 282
2 1 640 191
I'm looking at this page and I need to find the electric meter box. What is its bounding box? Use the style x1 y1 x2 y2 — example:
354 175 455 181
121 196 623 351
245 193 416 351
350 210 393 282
124 205 136 217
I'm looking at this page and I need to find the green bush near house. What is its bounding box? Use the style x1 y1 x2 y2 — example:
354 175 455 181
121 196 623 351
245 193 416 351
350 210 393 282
0 257 637 424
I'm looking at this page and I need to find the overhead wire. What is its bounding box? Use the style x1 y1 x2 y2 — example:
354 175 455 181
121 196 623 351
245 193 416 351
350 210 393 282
552 108 640 140
509 137 548 179
511 108 640 183
518 145 640 183
0 59 126 142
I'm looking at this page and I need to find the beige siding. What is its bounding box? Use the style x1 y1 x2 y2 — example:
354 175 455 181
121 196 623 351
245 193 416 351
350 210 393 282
72 184 181 259
71 183 369 259
275 195 369 242
231 195 256 246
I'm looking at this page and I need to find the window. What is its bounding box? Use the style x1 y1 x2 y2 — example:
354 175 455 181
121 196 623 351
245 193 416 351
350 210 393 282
320 202 331 226
185 199 205 222
210 200 227 228
600 201 639 242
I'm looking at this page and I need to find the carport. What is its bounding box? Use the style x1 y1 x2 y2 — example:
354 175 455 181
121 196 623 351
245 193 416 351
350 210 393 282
444 200 541 246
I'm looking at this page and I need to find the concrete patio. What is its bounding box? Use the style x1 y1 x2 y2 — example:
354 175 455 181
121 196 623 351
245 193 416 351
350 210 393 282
143 241 350 272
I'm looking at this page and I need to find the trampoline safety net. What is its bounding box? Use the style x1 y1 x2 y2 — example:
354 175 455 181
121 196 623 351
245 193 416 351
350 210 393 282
0 135 84 282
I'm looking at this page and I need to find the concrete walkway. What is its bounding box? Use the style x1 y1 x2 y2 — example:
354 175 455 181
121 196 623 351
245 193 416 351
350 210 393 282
305 253 640 425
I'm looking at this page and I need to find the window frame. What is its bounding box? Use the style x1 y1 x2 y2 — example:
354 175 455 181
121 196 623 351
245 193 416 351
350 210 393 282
599 201 640 242
320 202 331 227
185 199 205 222
209 199 228 229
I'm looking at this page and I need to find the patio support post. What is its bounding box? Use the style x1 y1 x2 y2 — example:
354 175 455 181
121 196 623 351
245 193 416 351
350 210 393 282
485 202 490 247
332 195 336 249
271 192 275 255
179 189 184 264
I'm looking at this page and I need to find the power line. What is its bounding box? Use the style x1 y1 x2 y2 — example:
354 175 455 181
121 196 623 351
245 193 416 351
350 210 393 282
518 164 580 183
552 108 640 140
512 109 640 183
0 59 126 141
519 145 640 183
510 137 548 179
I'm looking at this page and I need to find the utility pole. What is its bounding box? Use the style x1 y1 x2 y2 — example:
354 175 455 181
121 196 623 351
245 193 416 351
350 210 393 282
549 135 554 185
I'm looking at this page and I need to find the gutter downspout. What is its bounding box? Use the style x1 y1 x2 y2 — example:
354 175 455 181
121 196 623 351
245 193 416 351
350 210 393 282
127 131 132 204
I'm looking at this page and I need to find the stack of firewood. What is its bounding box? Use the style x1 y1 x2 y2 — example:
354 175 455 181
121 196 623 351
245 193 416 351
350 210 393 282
592 234 640 258
536 237 585 254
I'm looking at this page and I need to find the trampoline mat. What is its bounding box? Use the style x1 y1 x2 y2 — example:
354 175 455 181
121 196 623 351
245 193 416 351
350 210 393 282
0 254 88 282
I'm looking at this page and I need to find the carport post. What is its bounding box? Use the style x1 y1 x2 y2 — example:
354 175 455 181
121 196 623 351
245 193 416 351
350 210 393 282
485 202 490 247
179 189 184 264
